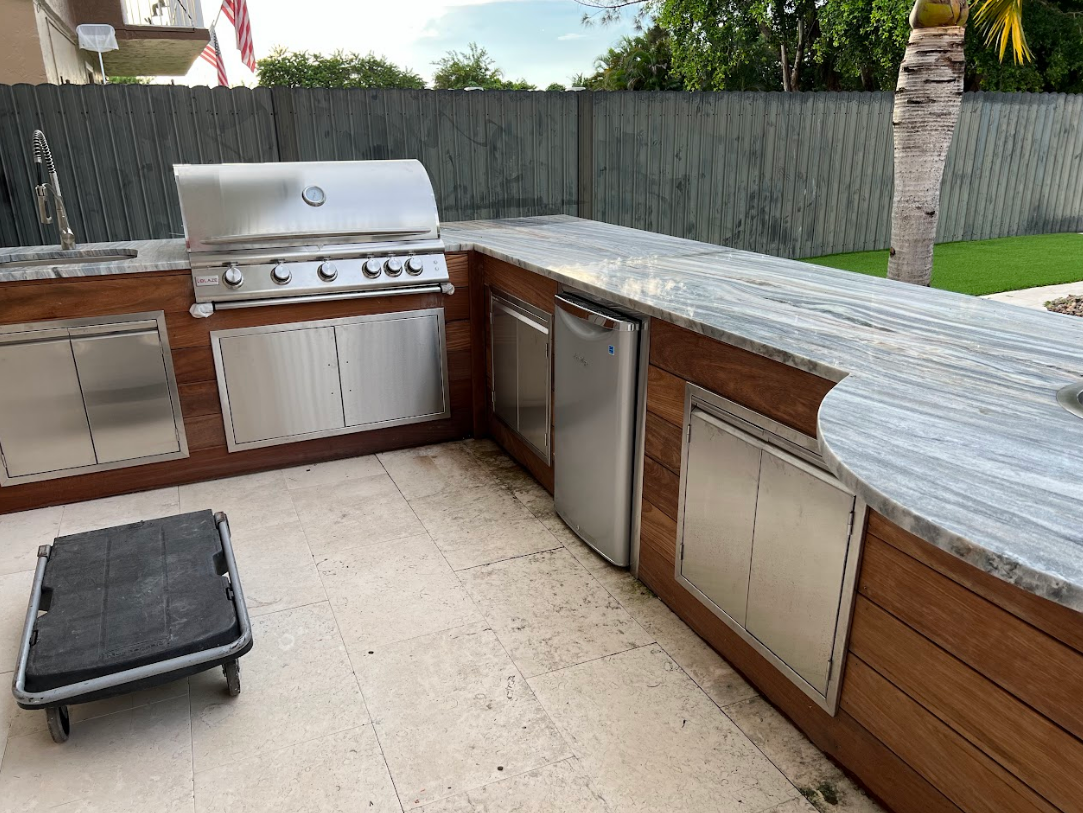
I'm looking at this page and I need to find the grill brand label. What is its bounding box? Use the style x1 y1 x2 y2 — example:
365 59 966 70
195 274 220 287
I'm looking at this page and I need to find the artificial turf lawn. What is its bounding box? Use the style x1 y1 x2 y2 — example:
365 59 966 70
805 233 1083 296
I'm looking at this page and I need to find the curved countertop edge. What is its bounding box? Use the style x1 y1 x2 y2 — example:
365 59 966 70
445 225 1083 616
815 381 1079 611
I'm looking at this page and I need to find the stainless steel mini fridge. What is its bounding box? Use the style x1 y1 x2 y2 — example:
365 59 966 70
553 293 642 566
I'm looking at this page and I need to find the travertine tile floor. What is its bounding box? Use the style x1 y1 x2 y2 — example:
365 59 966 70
0 440 883 813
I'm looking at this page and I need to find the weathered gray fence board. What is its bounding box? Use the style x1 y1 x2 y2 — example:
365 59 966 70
1 84 1081 256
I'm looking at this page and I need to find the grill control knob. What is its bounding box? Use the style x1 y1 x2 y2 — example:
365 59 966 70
385 257 404 277
271 264 292 285
363 258 383 278
406 256 424 275
318 261 338 281
223 266 244 287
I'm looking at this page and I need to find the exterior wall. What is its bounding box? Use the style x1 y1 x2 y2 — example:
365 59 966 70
0 0 95 85
0 0 49 84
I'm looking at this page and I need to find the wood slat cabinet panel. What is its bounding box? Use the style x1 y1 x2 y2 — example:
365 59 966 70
646 365 686 427
0 272 194 324
841 658 1058 813
859 536 1083 741
868 512 1083 655
643 457 680 522
481 254 558 313
644 411 683 474
649 319 835 438
850 595 1083 812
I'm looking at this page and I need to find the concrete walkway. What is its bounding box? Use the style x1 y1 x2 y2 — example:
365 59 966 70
984 281 1083 310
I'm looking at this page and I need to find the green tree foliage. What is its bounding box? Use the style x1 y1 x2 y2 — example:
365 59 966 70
578 0 1083 92
547 82 568 90
817 0 911 90
965 0 1083 91
108 76 152 85
579 25 684 89
432 43 536 90
257 48 425 88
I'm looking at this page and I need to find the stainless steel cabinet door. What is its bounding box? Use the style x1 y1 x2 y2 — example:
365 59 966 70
218 326 345 446
336 313 447 428
491 298 519 433
744 448 856 695
0 335 96 477
679 409 763 626
490 292 551 462
70 327 180 464
516 316 550 458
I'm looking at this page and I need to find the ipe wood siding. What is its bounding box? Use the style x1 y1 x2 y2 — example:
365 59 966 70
1 85 1082 258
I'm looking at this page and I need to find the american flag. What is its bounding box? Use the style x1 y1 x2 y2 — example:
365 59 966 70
222 0 256 72
199 26 228 87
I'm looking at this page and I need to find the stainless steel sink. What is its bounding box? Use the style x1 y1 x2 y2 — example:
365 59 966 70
0 248 137 268
1057 382 1083 419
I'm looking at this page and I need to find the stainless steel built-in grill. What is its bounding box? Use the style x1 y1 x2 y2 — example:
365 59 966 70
175 160 451 309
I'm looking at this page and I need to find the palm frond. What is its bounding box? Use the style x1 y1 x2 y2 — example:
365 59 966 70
971 0 1032 64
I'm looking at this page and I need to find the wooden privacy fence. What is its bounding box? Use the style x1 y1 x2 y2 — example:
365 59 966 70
1 84 1081 258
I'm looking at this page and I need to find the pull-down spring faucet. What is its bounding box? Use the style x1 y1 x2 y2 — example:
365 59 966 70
31 130 76 251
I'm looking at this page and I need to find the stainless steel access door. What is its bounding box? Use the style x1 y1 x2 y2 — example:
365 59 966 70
217 326 345 447
744 448 857 695
0 332 96 477
490 291 552 462
70 323 181 464
336 311 448 428
553 294 641 566
679 408 764 626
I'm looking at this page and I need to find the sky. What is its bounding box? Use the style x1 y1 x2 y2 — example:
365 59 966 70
180 0 639 89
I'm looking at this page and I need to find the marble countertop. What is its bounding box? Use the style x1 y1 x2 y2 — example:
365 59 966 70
3 218 1081 612
443 216 1083 613
0 239 189 281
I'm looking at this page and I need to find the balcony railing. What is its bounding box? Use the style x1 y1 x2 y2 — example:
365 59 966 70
120 0 204 28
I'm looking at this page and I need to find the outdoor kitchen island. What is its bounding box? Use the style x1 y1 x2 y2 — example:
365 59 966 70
1 215 1082 813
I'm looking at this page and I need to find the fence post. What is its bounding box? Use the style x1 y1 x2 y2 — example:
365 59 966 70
577 91 594 220
271 87 300 163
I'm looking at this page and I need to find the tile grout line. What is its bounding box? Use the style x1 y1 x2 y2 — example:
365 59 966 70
412 754 582 811
299 453 409 813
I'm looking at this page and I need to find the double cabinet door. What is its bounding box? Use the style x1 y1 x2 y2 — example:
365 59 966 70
677 399 861 710
0 317 184 485
490 290 551 462
214 310 448 451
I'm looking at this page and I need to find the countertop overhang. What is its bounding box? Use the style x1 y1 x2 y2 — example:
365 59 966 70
3 216 1081 613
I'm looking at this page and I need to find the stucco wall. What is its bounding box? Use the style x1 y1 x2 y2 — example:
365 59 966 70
0 0 95 85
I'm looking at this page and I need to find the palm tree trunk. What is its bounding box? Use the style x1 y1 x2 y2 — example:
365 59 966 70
887 26 966 286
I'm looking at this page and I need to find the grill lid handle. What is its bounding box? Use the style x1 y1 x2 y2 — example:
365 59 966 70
201 228 431 245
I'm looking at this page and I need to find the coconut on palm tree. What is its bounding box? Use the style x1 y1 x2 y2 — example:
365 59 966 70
887 0 1030 286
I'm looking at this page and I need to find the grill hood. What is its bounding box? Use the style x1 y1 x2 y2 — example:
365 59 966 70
174 160 441 257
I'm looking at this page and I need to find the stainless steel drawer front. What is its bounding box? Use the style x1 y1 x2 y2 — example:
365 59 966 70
0 338 96 477
337 313 446 427
553 294 641 567
71 330 181 464
218 326 345 446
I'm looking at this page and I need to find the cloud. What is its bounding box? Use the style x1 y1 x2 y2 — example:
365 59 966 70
557 32 586 41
